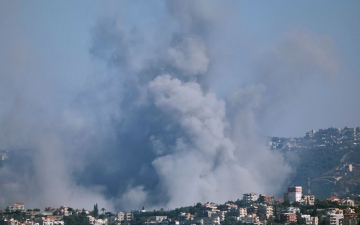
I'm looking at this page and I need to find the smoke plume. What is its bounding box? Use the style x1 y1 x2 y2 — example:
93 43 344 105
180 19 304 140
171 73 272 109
0 1 340 211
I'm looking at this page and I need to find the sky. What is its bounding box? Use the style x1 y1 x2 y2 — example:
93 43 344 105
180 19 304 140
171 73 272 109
0 0 359 211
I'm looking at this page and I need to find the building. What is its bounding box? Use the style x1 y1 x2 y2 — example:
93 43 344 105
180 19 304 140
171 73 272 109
145 216 168 225
341 198 355 207
228 205 239 217
203 203 218 213
311 217 319 225
118 211 134 222
258 205 273 219
238 208 247 217
301 214 318 225
35 216 64 225
285 207 300 214
3 219 20 225
179 212 194 221
343 208 356 219
280 213 297 223
240 214 260 224
210 211 225 221
258 194 275 205
196 217 219 225
88 216 107 225
242 193 258 203
285 186 302 203
302 195 315 205
325 208 344 225
7 203 25 212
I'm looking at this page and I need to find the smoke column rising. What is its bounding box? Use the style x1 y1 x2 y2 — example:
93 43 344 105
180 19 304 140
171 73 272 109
0 1 340 211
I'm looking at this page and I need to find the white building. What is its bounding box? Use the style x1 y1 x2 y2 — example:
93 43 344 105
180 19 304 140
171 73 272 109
341 198 355 207
41 217 64 225
7 202 25 212
145 216 168 224
325 209 344 225
118 211 134 222
239 208 247 217
301 214 318 225
88 216 107 225
240 214 260 224
286 207 300 214
211 212 225 221
196 217 219 225
285 186 302 203
204 203 218 211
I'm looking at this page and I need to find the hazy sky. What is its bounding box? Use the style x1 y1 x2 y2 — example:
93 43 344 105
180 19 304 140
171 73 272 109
0 1 359 211
1 1 359 137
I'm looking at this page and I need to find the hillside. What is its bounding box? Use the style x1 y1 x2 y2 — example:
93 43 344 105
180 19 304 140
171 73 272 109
270 127 360 199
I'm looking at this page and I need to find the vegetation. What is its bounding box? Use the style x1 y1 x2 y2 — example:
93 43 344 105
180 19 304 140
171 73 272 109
63 213 91 225
271 127 360 200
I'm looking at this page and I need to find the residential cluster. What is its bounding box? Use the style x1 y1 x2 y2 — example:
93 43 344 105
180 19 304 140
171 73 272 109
269 127 360 150
1 185 359 225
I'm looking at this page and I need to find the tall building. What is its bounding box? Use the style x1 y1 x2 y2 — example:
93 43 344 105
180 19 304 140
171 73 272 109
285 186 302 203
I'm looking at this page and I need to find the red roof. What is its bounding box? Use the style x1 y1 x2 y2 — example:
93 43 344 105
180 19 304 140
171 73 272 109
327 196 341 201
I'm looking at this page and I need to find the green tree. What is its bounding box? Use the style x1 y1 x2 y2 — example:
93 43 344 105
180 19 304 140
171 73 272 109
63 214 91 225
283 200 291 207
93 204 99 217
195 203 202 208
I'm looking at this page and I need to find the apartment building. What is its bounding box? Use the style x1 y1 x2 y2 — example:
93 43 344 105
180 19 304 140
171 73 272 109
118 211 134 222
325 208 344 225
280 213 297 223
258 205 273 219
242 193 258 203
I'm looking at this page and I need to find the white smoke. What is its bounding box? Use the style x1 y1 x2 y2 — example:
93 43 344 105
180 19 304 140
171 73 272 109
0 0 340 211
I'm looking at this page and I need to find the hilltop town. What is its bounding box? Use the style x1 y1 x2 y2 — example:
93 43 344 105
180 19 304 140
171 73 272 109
1 185 360 225
269 127 360 151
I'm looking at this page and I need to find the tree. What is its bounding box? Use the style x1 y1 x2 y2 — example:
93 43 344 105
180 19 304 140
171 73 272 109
106 212 115 217
63 214 91 225
310 208 317 217
93 204 99 217
101 208 106 215
283 200 291 207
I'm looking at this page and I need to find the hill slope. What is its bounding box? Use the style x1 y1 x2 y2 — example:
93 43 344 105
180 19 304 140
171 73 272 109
270 127 360 199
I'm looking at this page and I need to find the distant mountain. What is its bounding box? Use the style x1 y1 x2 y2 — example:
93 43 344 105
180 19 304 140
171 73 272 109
270 127 360 199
